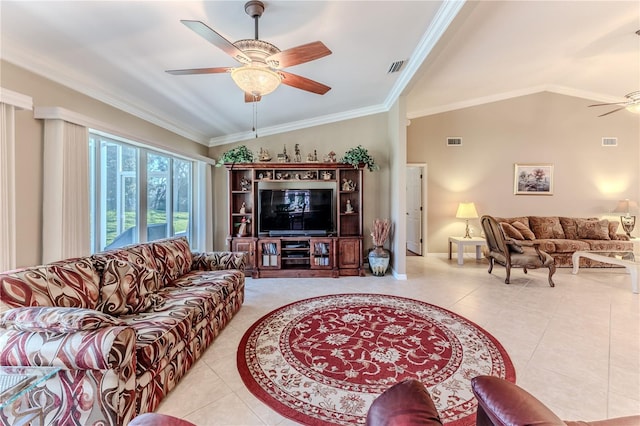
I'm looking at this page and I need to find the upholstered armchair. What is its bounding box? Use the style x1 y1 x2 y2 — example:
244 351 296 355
480 215 556 287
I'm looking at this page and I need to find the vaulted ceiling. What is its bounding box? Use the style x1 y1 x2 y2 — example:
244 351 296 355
2 1 638 147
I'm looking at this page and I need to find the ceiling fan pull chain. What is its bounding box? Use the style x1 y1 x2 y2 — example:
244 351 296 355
253 96 259 138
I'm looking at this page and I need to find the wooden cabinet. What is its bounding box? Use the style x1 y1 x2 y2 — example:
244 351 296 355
226 163 364 278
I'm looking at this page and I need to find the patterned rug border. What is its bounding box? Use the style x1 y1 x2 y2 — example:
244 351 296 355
237 293 516 426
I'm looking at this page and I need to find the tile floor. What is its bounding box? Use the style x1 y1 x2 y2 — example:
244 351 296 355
156 254 640 425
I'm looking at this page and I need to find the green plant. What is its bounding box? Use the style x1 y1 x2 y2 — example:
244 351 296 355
340 145 379 172
216 145 254 166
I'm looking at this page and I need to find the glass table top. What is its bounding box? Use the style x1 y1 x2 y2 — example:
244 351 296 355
0 366 61 408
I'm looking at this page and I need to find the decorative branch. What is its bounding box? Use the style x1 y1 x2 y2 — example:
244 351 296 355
371 219 390 247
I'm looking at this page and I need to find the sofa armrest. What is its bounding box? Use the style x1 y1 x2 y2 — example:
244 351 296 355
191 251 246 272
471 376 565 426
0 323 136 371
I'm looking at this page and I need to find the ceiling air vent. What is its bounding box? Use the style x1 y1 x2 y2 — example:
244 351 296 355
447 137 462 146
387 60 407 74
602 137 618 147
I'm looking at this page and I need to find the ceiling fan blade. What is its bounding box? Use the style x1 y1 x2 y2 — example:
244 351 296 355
588 102 624 107
181 20 250 64
166 67 231 75
245 93 262 103
267 41 332 69
278 71 331 95
598 106 626 117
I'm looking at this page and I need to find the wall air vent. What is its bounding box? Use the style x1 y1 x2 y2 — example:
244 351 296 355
387 60 407 74
602 137 618 147
447 137 462 146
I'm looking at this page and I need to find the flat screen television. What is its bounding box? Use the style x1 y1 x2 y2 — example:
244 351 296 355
258 188 334 236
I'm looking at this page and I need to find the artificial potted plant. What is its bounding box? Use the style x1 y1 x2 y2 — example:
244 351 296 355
216 145 254 166
340 145 379 172
369 218 391 276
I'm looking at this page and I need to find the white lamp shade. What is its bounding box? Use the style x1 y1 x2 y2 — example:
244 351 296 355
456 202 479 219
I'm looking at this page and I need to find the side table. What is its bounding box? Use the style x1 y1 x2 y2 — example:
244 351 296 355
448 236 486 265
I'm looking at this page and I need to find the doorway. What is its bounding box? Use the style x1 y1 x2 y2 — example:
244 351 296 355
406 164 425 255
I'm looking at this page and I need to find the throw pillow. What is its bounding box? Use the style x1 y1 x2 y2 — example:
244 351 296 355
528 216 565 239
500 222 524 240
511 221 536 240
576 219 611 240
0 306 125 333
97 259 162 315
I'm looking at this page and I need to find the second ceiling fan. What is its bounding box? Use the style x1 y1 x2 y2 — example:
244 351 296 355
167 0 332 102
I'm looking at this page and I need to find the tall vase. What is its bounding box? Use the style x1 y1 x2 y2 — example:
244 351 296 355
368 246 390 276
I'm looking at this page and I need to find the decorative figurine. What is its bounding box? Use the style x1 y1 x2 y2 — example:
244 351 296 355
322 171 332 180
345 199 354 214
342 178 356 191
294 144 302 162
258 148 272 162
240 177 251 191
265 171 272 179
237 217 250 237
239 202 246 214
277 145 289 162
324 151 337 162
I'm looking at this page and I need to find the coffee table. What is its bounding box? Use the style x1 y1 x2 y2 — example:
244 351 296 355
0 366 61 426
571 251 638 293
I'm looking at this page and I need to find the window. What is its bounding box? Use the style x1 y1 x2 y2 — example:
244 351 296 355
89 132 194 252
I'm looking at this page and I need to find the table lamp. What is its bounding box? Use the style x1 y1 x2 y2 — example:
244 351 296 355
613 199 638 238
456 202 478 239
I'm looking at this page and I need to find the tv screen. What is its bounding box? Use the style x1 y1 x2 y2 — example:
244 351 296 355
259 188 334 235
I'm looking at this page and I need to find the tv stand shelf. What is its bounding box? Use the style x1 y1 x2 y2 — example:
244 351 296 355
226 163 364 278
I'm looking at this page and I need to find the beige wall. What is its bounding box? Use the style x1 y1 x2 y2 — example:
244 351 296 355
408 91 640 253
2 61 210 267
208 114 392 251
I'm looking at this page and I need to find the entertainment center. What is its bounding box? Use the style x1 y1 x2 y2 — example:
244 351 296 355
226 162 365 278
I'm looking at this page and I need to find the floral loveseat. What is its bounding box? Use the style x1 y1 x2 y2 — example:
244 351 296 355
0 237 245 425
495 216 632 267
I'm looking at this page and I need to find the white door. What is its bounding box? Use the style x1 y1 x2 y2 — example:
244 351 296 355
406 166 423 255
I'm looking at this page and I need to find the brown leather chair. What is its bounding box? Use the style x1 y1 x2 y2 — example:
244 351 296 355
365 379 443 426
472 376 640 426
480 215 556 287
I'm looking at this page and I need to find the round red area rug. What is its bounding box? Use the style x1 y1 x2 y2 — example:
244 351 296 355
237 294 515 426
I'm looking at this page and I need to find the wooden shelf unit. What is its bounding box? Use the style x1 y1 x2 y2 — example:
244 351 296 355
226 163 364 278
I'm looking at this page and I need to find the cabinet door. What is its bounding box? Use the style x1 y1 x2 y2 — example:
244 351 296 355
231 238 256 270
258 239 281 269
338 238 362 269
310 238 334 269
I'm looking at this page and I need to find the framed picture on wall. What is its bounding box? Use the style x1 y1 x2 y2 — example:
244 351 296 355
514 163 553 195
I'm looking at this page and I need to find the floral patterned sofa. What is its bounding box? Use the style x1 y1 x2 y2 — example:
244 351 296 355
0 237 245 425
495 216 632 267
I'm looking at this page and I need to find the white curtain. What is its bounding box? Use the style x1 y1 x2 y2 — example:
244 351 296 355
42 120 90 263
0 103 16 271
195 162 214 252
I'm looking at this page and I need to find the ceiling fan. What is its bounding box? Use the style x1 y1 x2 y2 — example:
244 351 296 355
166 0 332 103
588 91 640 117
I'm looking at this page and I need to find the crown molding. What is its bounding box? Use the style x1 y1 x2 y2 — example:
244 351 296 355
384 0 466 110
2 39 209 145
208 103 388 146
0 87 33 110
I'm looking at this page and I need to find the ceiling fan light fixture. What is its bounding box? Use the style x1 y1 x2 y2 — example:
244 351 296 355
231 65 281 96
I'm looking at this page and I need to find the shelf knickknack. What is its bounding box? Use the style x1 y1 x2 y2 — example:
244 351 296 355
216 145 254 167
341 145 379 172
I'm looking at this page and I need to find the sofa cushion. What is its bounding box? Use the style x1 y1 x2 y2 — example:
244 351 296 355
0 258 100 309
551 239 591 253
97 259 164 315
529 217 565 239
92 244 162 292
608 221 620 239
512 221 535 240
586 240 633 251
500 222 524 240
0 306 125 333
151 237 193 285
576 219 610 240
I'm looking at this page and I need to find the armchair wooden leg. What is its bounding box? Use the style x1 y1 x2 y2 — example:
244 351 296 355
547 264 556 287
505 266 511 284
488 258 494 274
